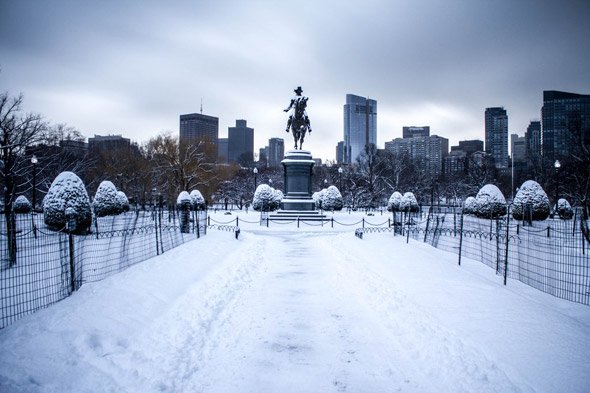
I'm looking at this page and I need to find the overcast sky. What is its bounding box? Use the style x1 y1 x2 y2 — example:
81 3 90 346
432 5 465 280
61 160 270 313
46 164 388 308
1 0 589 161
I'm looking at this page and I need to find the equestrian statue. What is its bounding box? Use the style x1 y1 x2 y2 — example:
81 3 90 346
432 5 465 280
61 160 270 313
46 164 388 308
284 86 312 150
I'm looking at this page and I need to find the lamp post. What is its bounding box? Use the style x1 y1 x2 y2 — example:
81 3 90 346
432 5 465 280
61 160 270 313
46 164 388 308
31 155 38 210
324 178 327 187
554 160 561 209
338 167 343 191
253 167 258 190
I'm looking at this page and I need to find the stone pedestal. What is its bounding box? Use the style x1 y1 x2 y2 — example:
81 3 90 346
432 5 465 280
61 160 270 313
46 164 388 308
281 150 315 211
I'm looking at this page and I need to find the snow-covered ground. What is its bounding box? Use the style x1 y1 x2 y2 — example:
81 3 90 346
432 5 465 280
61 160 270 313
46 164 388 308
1 211 589 393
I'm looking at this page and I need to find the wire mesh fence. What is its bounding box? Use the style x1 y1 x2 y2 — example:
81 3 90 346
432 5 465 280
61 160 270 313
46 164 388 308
1 208 207 329
368 206 590 305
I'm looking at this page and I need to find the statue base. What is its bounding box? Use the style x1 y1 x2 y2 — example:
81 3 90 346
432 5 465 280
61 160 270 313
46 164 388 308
281 150 315 211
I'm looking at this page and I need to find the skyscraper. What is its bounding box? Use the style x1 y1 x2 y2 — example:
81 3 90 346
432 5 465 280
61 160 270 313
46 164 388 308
179 112 219 162
541 90 590 160
343 94 377 164
525 121 541 164
384 135 448 177
484 107 509 168
268 138 285 168
336 141 345 165
228 119 254 165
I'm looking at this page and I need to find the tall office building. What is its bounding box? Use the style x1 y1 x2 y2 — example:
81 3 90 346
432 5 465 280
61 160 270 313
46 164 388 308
179 112 219 162
403 126 430 139
525 121 542 164
511 134 526 169
268 138 285 168
217 138 228 164
541 90 590 160
336 141 345 165
484 107 509 168
227 119 254 165
343 94 377 164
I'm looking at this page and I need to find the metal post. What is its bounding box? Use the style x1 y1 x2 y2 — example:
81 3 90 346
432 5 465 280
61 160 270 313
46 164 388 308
504 207 510 285
458 211 464 266
69 232 76 292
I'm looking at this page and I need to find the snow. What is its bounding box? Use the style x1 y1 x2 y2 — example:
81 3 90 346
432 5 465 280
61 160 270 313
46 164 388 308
116 191 129 212
190 190 206 210
1 211 589 393
557 198 574 219
463 196 477 215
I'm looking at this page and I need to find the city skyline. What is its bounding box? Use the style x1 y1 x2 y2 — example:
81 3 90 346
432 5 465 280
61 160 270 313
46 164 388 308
1 0 589 162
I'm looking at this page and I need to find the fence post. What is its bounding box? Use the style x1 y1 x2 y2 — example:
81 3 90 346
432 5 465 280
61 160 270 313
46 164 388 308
362 218 365 229
297 217 300 228
331 217 334 228
266 216 269 227
154 212 160 255
208 215 211 226
504 207 510 285
236 216 239 227
458 211 464 265
68 232 76 292
196 212 200 239
423 207 431 243
547 226 550 238
406 221 410 243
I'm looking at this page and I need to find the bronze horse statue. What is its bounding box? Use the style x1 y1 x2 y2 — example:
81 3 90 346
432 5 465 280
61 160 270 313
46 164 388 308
284 87 312 150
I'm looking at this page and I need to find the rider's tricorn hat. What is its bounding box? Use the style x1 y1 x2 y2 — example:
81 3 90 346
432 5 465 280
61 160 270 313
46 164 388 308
294 86 303 94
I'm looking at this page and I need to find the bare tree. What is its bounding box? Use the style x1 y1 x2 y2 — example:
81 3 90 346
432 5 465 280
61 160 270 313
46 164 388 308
146 132 217 203
0 92 47 265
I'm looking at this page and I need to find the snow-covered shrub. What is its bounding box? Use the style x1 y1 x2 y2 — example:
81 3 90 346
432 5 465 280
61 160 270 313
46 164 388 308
463 197 477 215
116 191 130 212
322 186 343 211
511 180 550 221
272 189 284 210
387 191 403 212
177 191 191 233
43 171 92 234
400 192 419 212
189 189 206 211
557 198 574 220
474 184 506 218
312 191 323 209
93 181 121 217
13 195 32 214
253 184 276 212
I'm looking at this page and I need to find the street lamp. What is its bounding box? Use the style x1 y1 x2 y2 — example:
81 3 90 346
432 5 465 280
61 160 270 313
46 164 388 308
269 178 273 187
324 178 327 187
338 167 343 191
554 160 561 208
31 155 38 212
253 167 258 190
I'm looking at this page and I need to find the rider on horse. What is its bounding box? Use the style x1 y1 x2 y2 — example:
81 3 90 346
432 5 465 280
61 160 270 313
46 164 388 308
284 86 312 149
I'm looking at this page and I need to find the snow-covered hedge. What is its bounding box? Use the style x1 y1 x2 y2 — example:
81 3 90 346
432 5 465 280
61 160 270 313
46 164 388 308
253 184 279 211
93 181 121 217
474 184 506 218
463 197 477 215
557 198 574 220
400 192 419 212
116 191 130 212
312 190 325 209
273 189 284 210
176 191 191 210
43 171 92 234
387 191 403 212
322 186 343 211
511 180 550 221
189 189 206 211
13 195 32 214
177 191 191 233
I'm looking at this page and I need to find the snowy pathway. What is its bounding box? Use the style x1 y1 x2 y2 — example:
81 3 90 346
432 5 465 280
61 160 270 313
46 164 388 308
1 227 589 393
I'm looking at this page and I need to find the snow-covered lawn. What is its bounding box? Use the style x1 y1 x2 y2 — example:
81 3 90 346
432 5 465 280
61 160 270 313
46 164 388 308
1 213 589 393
